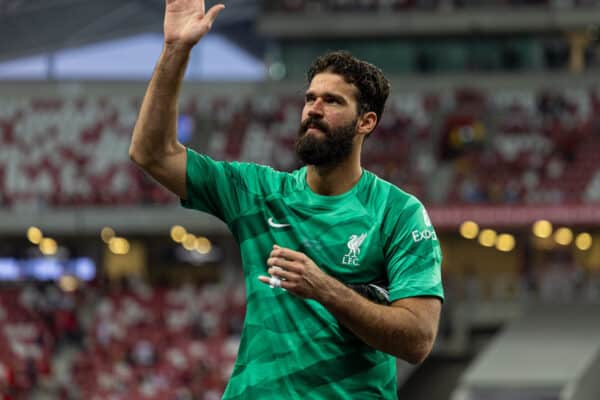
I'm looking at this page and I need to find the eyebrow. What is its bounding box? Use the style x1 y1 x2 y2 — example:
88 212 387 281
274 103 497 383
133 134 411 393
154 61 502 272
305 90 348 104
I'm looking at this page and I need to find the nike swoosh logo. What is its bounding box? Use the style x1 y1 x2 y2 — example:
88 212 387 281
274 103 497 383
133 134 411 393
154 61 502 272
268 217 290 228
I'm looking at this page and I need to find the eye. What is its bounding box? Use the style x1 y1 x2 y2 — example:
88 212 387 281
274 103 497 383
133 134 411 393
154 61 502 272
305 94 315 103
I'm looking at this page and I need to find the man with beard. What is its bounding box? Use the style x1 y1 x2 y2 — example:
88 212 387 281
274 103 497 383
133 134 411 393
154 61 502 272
129 1 443 398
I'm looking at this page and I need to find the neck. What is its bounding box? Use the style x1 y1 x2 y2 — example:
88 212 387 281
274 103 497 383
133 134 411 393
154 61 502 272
306 150 363 196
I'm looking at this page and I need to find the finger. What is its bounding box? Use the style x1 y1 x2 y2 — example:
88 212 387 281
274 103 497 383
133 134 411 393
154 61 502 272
270 246 306 262
266 257 300 272
269 265 286 279
205 4 225 24
259 274 281 287
267 267 298 282
258 276 293 291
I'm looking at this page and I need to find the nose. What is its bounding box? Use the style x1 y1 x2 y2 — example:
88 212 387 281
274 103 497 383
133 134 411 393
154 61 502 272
307 98 324 118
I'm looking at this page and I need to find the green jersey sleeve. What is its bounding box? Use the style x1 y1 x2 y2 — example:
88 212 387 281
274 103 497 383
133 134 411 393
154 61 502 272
181 147 288 226
180 148 255 224
382 194 444 303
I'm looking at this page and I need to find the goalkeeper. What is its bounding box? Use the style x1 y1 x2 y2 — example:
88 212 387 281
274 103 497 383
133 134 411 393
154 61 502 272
129 1 444 398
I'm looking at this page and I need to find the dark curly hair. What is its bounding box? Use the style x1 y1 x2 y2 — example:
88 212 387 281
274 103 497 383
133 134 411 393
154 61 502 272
307 51 391 131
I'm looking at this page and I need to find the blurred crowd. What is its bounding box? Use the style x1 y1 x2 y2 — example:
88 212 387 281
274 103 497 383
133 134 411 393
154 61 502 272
70 279 245 400
0 278 246 400
0 284 79 400
1 87 599 210
1 259 598 399
445 254 600 304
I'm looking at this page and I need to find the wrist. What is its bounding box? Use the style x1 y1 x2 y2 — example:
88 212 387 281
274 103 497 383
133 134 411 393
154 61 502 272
163 41 194 55
315 275 349 307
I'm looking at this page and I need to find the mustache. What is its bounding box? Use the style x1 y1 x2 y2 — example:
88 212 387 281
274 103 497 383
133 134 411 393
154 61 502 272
300 117 330 135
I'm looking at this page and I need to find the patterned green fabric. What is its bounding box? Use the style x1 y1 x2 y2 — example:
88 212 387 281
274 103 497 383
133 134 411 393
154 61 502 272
181 148 444 399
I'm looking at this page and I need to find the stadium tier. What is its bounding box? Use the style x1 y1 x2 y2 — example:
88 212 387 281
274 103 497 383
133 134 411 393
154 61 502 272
0 88 600 208
1 2 600 398
0 280 245 400
73 281 245 400
1 270 598 399
1 87 599 211
0 286 61 398
264 0 600 12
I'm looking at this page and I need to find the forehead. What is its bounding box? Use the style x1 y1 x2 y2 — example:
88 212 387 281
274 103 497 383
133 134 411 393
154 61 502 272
307 72 358 101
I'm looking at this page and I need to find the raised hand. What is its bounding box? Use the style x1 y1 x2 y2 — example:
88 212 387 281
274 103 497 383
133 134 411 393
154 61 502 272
163 0 225 47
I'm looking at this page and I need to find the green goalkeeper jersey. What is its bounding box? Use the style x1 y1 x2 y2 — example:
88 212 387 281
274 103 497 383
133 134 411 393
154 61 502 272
181 148 444 399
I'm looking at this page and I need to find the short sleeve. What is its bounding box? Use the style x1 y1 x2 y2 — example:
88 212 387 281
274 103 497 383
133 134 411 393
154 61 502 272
383 197 444 303
180 148 249 224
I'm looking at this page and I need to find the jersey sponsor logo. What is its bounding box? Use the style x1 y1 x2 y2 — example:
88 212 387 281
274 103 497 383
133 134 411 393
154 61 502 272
343 233 367 266
412 229 438 242
268 217 290 229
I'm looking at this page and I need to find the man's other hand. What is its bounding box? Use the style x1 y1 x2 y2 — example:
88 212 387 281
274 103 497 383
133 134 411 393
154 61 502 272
259 245 335 301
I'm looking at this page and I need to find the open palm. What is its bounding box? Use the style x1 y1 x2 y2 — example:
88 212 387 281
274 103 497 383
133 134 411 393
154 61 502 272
164 0 225 46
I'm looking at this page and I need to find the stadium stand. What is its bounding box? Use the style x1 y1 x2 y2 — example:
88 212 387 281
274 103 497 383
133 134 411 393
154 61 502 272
1 1 600 398
0 255 597 399
264 0 600 12
0 284 78 399
0 280 245 400
1 87 599 210
70 280 245 400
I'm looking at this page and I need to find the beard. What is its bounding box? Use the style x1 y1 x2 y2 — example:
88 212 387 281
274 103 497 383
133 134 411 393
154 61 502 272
294 116 357 168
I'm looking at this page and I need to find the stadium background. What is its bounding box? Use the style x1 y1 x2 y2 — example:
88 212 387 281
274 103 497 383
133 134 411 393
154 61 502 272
1 1 600 399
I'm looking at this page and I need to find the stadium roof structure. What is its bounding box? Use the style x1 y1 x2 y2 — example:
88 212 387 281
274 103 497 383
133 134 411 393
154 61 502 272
3 1 599 63
0 0 262 63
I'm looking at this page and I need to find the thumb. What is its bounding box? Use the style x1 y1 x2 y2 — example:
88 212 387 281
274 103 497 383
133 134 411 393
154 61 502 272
205 4 225 25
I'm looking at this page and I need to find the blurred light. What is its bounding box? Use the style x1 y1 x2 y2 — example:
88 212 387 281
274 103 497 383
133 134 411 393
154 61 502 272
27 227 43 245
195 237 212 254
177 114 194 144
101 227 116 244
0 259 20 280
554 227 573 246
575 232 593 251
496 234 516 252
109 237 130 255
533 220 553 239
73 258 96 281
32 258 61 279
478 229 497 247
268 62 286 80
459 221 479 239
533 236 555 251
183 233 196 251
58 275 78 292
39 238 58 256
171 225 187 243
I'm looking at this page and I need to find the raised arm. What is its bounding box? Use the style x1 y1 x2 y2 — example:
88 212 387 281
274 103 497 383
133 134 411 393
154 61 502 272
129 0 224 199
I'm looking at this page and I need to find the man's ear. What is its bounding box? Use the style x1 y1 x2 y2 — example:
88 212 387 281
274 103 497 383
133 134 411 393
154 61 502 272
357 111 378 138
